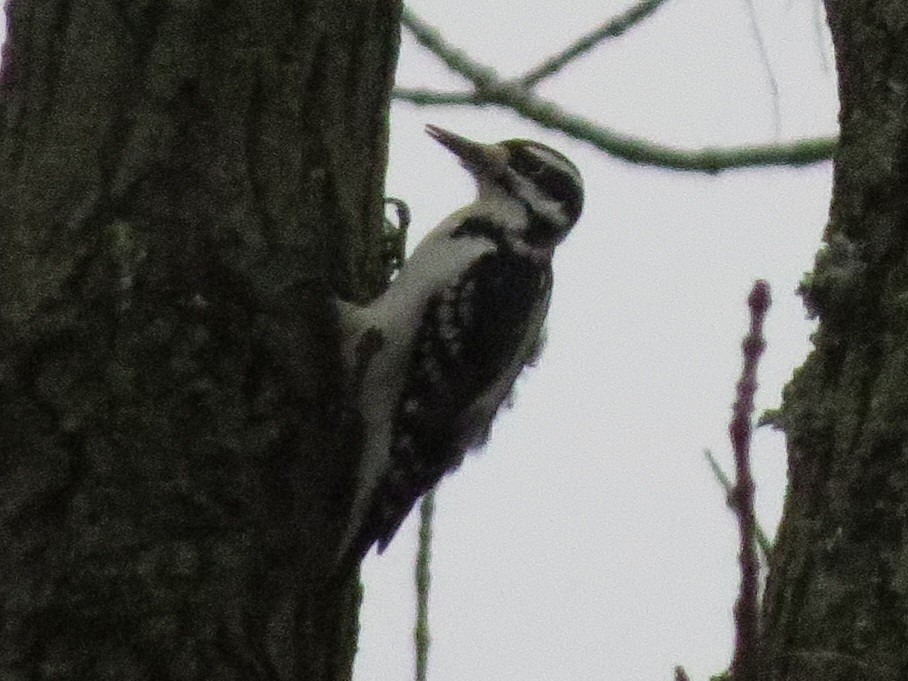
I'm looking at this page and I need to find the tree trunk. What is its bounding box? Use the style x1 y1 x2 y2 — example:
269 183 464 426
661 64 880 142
762 1 908 679
0 1 400 678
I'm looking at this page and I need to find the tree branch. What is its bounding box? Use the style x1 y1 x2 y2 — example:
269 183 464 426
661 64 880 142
394 88 479 106
729 280 771 681
395 83 835 171
398 8 836 173
401 7 499 87
414 490 435 681
741 0 781 137
518 0 673 88
704 449 772 563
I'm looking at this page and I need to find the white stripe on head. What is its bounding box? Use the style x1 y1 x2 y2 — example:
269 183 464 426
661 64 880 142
510 173 572 230
501 140 584 226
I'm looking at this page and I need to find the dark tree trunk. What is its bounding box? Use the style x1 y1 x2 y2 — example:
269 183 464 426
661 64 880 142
0 1 400 678
762 1 908 679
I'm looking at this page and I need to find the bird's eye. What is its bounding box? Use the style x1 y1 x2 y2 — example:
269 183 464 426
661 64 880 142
523 156 545 175
511 149 545 177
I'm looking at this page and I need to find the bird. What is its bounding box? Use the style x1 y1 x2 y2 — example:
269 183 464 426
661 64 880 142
335 125 584 565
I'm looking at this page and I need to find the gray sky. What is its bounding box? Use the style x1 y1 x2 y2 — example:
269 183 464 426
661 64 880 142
0 1 838 679
360 1 836 679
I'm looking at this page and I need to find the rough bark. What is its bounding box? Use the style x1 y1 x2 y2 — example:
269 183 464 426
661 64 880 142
762 1 908 679
0 1 400 679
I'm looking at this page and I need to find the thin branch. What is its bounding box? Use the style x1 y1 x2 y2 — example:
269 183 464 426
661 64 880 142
394 88 479 106
704 447 734 494
704 449 772 563
414 490 435 681
518 0 673 88
401 7 498 87
812 0 831 72
741 0 782 138
729 280 771 681
398 9 836 173
395 83 835 172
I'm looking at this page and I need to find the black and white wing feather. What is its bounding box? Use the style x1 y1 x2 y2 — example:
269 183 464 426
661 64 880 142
369 246 552 551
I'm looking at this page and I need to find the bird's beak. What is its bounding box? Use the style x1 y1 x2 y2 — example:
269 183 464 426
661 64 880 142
425 125 506 176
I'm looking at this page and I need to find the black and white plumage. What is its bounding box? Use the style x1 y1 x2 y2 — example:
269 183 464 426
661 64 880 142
337 125 584 563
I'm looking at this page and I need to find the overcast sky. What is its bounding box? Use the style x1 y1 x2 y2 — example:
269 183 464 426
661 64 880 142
362 1 836 680
0 1 839 679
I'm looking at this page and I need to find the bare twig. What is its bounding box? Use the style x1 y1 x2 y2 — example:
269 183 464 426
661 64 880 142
401 8 498 87
518 0 673 88
398 8 836 172
394 88 479 106
395 84 835 172
741 0 781 137
704 449 773 563
704 447 734 495
812 1 831 72
414 490 435 681
729 280 771 681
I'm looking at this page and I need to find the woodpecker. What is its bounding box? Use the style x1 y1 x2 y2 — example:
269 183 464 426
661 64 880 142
336 125 584 565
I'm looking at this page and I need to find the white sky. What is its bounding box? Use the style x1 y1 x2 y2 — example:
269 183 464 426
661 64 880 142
0 1 838 679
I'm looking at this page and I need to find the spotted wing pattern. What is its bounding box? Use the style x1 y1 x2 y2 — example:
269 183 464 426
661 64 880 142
370 246 552 551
